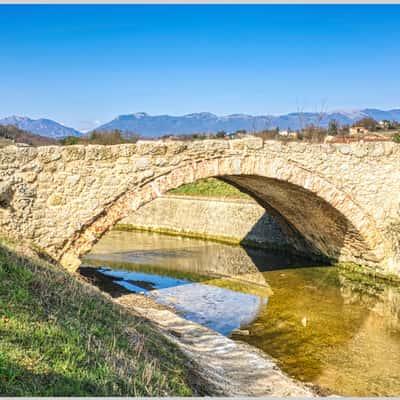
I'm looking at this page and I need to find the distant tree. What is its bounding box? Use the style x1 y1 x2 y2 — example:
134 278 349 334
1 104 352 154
315 99 328 128
327 119 339 136
216 130 226 138
296 105 305 132
251 120 258 134
60 129 141 146
379 120 399 130
235 129 247 134
353 117 378 131
88 129 131 145
299 123 326 143
123 131 141 141
339 124 350 137
60 136 81 145
188 133 208 140
255 129 279 140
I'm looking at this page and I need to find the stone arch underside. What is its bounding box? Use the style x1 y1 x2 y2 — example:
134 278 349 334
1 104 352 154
60 155 385 271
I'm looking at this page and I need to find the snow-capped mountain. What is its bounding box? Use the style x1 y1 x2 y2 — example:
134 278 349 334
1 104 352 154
0 116 81 139
95 109 400 138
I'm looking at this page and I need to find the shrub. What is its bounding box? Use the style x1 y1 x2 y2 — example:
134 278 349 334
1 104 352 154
393 132 400 143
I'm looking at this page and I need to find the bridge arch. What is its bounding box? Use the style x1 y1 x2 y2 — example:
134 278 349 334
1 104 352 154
60 154 385 271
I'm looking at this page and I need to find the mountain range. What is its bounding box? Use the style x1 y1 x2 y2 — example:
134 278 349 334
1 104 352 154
0 116 81 139
96 109 400 137
1 109 400 139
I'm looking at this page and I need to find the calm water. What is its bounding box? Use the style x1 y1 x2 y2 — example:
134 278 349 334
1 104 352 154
83 230 400 396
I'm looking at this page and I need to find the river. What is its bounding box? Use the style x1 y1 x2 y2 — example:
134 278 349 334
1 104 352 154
82 229 400 397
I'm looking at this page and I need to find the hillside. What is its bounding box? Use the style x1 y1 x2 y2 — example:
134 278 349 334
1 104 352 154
0 125 59 147
0 238 192 396
0 116 81 139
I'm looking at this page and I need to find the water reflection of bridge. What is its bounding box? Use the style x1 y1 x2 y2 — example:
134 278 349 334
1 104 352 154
85 229 318 292
84 229 400 396
87 230 400 334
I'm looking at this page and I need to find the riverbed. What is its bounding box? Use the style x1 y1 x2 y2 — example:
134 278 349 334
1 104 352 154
82 229 400 397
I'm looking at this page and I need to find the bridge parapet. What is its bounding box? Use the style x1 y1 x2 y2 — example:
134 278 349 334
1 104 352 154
1 138 400 275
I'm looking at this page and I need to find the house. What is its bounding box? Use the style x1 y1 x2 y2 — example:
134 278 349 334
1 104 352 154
379 120 391 129
349 126 369 136
279 130 298 138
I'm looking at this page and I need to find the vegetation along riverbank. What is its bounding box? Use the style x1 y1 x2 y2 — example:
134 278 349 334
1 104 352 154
0 237 193 396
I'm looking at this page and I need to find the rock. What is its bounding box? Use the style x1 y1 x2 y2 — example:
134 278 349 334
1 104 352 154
47 193 65 206
324 135 335 144
338 144 351 155
244 137 263 150
231 328 250 336
0 181 13 207
135 157 151 170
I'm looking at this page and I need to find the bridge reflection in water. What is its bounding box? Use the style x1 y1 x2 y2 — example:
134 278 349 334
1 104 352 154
82 229 400 397
83 229 277 335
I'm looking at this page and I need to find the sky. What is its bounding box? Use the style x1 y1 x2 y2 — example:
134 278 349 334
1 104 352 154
0 5 399 131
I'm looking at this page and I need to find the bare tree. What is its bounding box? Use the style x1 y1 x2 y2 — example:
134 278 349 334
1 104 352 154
251 118 258 134
315 99 328 129
297 105 305 132
264 115 273 131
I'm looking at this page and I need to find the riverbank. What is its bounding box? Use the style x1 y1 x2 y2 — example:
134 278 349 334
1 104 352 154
80 265 316 397
0 238 193 396
119 296 316 396
0 236 314 396
83 226 400 396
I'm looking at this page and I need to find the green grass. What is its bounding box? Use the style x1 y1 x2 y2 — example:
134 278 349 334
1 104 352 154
169 178 250 199
0 239 193 396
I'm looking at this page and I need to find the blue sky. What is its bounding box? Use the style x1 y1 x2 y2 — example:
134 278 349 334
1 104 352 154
0 5 399 131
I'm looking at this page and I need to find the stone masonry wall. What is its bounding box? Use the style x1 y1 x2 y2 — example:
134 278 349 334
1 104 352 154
1 138 400 275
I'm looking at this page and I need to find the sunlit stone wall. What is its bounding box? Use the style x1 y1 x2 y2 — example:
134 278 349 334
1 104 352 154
1 138 399 275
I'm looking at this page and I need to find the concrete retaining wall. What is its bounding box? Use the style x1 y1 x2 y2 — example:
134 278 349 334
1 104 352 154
117 195 294 249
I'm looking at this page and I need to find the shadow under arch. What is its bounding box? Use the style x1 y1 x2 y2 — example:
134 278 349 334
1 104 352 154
220 174 372 265
59 155 385 271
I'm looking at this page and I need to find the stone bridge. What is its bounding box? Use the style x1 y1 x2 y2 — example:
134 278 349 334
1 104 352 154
1 137 400 276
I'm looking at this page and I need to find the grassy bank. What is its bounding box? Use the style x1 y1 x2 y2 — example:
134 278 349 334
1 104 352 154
169 177 250 199
0 238 193 396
